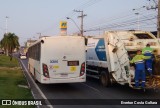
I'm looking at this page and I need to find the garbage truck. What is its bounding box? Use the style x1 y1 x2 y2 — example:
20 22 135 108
86 30 160 89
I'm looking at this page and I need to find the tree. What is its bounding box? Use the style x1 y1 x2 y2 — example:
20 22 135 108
0 33 20 58
1 34 9 56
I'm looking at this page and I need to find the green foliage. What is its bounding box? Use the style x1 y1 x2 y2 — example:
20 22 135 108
0 69 32 99
0 55 19 67
0 55 34 108
0 33 20 56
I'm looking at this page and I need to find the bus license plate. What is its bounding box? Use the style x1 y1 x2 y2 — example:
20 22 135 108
60 73 68 77
68 61 79 66
70 66 76 72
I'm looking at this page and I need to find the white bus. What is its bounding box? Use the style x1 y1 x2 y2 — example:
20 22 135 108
28 36 86 84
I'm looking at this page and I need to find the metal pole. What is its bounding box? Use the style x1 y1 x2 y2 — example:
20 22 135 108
74 10 87 36
5 16 8 34
137 13 140 30
81 11 83 36
134 12 140 30
158 0 160 38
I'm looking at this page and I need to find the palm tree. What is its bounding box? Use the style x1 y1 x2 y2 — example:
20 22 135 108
0 34 9 55
0 33 20 58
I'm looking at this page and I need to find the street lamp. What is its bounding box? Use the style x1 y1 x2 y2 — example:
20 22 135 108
133 6 146 30
135 12 140 30
5 16 9 34
66 17 81 35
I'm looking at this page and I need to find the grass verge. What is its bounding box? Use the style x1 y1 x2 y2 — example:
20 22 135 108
0 55 35 108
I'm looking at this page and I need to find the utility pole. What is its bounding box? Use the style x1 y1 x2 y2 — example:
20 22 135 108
74 10 87 36
158 0 160 38
146 0 159 38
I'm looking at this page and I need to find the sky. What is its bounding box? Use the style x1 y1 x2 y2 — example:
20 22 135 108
0 0 157 45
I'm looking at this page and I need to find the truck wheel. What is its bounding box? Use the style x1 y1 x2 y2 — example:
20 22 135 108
100 71 110 87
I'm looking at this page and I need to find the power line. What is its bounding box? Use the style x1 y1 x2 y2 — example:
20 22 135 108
84 1 157 34
76 0 103 10
85 8 150 30
85 15 156 31
84 6 157 32
34 0 103 37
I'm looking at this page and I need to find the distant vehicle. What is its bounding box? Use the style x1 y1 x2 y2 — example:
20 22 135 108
19 46 27 59
20 53 27 59
86 30 160 89
0 49 4 54
27 36 86 84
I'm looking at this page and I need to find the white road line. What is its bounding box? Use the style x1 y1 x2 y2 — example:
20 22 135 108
81 83 106 97
31 91 40 108
18 60 31 88
20 60 53 108
81 83 101 93
22 69 31 88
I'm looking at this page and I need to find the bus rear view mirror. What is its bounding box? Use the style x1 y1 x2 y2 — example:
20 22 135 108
41 40 44 44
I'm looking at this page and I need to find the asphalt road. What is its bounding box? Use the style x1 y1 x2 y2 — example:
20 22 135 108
19 58 160 108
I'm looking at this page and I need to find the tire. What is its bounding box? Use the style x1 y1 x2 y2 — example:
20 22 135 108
100 71 110 87
34 69 38 83
28 64 31 73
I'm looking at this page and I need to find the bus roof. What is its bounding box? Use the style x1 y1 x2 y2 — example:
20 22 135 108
28 36 84 48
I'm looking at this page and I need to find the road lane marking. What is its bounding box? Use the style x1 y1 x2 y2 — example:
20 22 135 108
20 60 53 108
18 60 31 88
31 91 40 108
81 83 106 97
81 83 101 93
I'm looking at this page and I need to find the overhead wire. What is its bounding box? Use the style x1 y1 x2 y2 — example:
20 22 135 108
84 6 157 32
85 14 157 31
85 6 148 29
33 0 157 38
33 0 103 37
